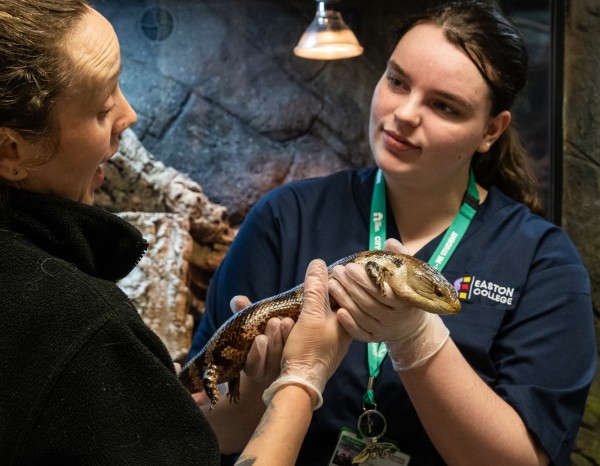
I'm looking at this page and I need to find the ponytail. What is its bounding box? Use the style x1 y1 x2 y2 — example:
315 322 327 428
472 126 544 215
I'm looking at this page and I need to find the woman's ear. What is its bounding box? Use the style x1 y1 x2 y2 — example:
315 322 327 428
0 128 29 181
477 110 511 153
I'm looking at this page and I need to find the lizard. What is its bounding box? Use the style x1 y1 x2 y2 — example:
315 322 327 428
177 250 461 409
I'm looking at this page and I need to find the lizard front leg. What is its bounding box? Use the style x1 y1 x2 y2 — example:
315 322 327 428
365 261 391 297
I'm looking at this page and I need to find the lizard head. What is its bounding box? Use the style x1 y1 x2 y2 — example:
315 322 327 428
406 260 461 315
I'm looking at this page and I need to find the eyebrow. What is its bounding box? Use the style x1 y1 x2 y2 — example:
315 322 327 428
88 63 122 101
100 64 122 96
387 59 475 112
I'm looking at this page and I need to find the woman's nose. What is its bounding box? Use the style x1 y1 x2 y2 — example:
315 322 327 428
115 88 137 133
393 96 421 127
119 99 137 132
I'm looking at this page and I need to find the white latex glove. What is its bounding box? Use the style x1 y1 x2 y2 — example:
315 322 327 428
331 238 450 371
263 259 352 409
229 295 294 387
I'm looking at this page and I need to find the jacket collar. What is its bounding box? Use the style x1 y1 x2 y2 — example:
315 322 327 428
0 187 148 282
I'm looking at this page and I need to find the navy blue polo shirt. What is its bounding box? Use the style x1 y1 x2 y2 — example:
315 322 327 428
189 168 596 465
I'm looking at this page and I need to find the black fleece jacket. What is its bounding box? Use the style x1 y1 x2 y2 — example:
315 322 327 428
0 188 220 465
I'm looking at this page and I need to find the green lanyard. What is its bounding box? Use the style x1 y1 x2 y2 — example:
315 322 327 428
362 168 479 407
430 169 479 271
369 169 387 252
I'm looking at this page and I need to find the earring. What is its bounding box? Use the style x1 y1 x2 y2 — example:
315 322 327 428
12 169 18 176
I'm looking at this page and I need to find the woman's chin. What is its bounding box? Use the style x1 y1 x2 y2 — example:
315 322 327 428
93 164 105 186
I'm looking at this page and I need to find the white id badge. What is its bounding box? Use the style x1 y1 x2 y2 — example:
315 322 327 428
328 428 411 466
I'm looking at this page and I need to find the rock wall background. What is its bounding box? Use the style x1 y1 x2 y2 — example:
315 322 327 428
92 0 599 462
564 0 600 463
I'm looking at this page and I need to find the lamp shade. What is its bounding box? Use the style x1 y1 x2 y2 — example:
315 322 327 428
294 3 363 60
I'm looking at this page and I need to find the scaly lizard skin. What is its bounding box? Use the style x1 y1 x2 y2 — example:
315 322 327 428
177 250 460 408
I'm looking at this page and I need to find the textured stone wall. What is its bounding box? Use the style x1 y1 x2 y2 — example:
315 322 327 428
564 0 600 463
117 212 194 361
